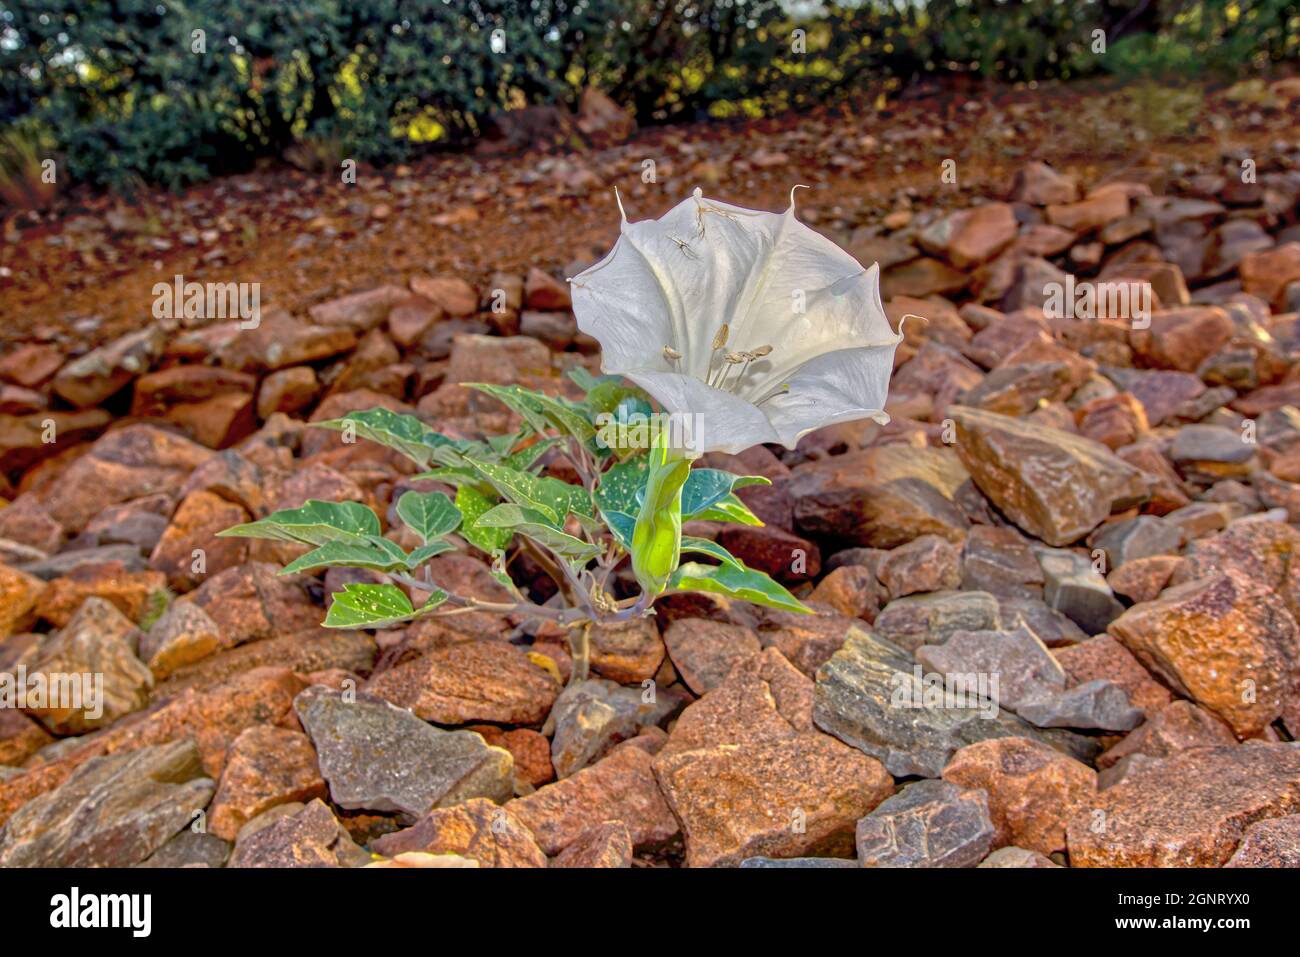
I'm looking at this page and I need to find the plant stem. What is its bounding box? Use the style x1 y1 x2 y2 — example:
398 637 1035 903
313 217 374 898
570 620 591 683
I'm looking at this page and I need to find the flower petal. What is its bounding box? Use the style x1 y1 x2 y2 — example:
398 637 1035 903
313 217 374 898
623 369 782 455
758 342 897 448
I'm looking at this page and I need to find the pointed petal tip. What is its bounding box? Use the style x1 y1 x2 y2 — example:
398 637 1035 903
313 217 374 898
788 184 810 213
613 185 627 223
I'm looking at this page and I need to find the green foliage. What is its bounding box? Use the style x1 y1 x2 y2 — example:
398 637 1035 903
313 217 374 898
324 582 446 628
4 0 1292 191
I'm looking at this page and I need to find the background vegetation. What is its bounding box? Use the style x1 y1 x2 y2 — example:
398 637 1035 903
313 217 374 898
1 0 1297 192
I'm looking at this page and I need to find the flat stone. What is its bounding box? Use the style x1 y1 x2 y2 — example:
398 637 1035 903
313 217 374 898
663 618 762 694
1106 555 1182 603
950 406 1149 546
590 618 665 684
137 829 230 868
34 561 167 628
1036 546 1125 635
0 740 214 867
855 779 995 868
917 625 1064 710
873 590 1001 653
371 797 547 868
1088 516 1182 570
52 328 165 408
1066 744 1300 867
181 562 321 646
738 855 857 868
808 565 882 621
877 534 962 599
960 526 1044 599
149 490 250 591
1015 680 1142 732
208 726 327 841
294 687 512 821
138 602 228 679
1053 634 1172 716
364 640 559 726
1096 700 1238 771
510 742 679 856
813 628 1098 777
943 736 1096 855
978 846 1061 868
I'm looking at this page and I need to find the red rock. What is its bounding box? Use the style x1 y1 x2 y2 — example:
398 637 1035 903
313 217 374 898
877 534 962 599
209 726 327 841
523 267 572 310
663 619 762 695
470 726 555 789
52 329 164 408
1105 554 1181 603
808 565 881 620
0 708 53 765
409 276 478 318
717 523 820 583
34 562 166 628
1067 744 1300 866
590 618 665 684
943 737 1096 854
1075 393 1148 450
130 366 257 416
1240 243 1300 308
0 344 65 389
373 797 547 867
1108 570 1300 738
947 203 1019 269
1129 307 1233 372
1046 190 1129 233
0 409 112 476
1009 162 1079 206
182 562 320 646
308 285 408 331
256 367 319 420
510 743 679 855
1097 700 1237 770
550 820 633 867
0 497 64 554
1225 815 1300 867
0 562 46 638
150 490 250 591
364 640 559 725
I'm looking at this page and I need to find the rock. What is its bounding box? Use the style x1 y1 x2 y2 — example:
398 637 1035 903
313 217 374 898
0 562 46 637
182 562 320 646
881 257 968 299
1239 243 1300 309
0 740 214 867
977 846 1060 868
17 596 153 734
1036 546 1125 634
1108 571 1300 738
1075 393 1148 450
1088 516 1182 570
52 328 165 408
364 640 558 725
523 267 572 310
813 628 1097 777
663 619 762 694
371 797 547 868
855 779 995 868
1066 744 1300 867
550 820 633 867
149 490 250 591
715 524 820 583
409 276 478 317
1225 815 1300 867
445 333 552 387
1009 162 1079 206
1015 680 1142 732
575 87 635 144
917 625 1064 710
590 617 665 683
1106 554 1182 603
1046 190 1130 233
1053 635 1173 717
137 829 230 868
0 409 111 476
217 313 357 374
549 678 682 778
510 743 679 855
471 726 554 789
0 343 65 389
208 726 326 841
1097 700 1237 772
228 798 366 868
877 534 962 599
138 602 227 679
256 366 319 419
960 526 1044 599
0 709 53 765
950 406 1148 546
947 203 1019 268
873 589 1001 653
34 561 166 628
943 736 1096 854
308 285 408 331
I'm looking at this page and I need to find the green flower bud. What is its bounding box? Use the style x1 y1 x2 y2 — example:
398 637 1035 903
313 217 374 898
630 438 692 597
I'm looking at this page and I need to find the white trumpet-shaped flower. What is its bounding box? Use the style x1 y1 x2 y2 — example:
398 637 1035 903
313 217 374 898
570 187 903 455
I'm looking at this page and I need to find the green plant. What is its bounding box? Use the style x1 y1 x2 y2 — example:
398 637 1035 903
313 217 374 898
219 387 807 684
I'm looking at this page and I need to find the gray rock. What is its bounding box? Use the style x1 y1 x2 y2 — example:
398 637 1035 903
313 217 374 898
856 779 995 868
1036 547 1124 635
917 625 1064 710
549 678 684 778
978 846 1061 868
873 590 1001 653
1169 424 1255 464
997 596 1087 646
227 799 369 868
18 544 150 581
136 829 231 868
1088 516 1183 569
1015 679 1142 732
294 687 512 821
812 628 1099 778
960 526 1044 599
0 740 214 867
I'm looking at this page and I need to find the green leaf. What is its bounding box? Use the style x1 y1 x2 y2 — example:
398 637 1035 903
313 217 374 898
593 456 649 516
218 500 380 546
468 383 596 443
476 503 603 564
465 457 592 524
395 490 462 543
281 536 409 575
456 484 512 555
682 469 770 518
405 540 457 567
680 536 745 571
667 563 810 614
310 408 463 468
323 583 448 628
690 493 766 526
603 510 636 549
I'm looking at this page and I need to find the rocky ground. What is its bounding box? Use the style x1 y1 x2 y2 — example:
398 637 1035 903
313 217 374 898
3 79 1300 868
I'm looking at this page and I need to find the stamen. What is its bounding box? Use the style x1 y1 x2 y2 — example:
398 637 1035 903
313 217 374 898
663 346 682 361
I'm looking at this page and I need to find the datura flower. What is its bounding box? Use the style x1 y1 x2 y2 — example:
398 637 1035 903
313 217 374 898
570 187 903 455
